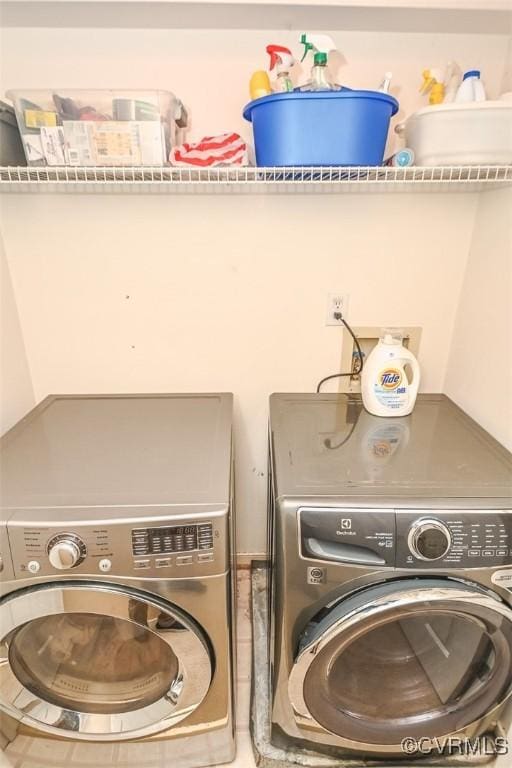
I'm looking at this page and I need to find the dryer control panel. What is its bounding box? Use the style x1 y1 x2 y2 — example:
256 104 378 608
299 508 512 569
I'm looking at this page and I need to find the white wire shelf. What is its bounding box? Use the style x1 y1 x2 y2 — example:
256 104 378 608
1 165 511 193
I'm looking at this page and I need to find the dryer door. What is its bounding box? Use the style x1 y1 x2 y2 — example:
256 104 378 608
289 578 512 752
0 582 213 740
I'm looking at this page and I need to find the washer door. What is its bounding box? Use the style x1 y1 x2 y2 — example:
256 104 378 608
289 579 512 751
0 583 213 740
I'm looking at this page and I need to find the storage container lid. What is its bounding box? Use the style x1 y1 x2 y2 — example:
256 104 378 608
243 90 399 122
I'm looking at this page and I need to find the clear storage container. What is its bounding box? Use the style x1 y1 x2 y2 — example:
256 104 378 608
0 101 26 165
6 89 188 167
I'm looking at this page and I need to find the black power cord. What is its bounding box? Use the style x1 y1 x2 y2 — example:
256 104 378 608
316 314 364 393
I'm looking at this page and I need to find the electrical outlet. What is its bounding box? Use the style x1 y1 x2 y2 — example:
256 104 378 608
326 293 349 326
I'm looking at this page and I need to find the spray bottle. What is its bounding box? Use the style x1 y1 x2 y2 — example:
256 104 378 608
420 68 446 105
419 63 461 105
443 62 462 103
299 33 340 92
266 45 295 92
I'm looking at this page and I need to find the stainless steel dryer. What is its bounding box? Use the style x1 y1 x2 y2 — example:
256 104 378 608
269 393 512 759
0 394 235 768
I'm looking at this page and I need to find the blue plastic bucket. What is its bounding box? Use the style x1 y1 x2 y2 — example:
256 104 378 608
243 90 399 167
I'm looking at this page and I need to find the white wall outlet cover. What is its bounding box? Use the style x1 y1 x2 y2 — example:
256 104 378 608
326 293 350 326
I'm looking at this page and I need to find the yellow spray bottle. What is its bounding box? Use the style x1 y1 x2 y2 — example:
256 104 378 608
420 68 446 105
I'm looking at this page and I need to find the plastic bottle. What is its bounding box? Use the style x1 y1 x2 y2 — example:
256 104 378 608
266 45 295 93
361 329 420 417
249 71 272 100
443 62 461 103
420 68 446 105
455 70 486 103
299 33 340 92
310 53 336 91
420 64 463 105
378 71 393 94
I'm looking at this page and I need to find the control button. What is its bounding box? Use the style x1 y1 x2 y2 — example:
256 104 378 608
156 558 172 568
134 559 150 569
497 549 508 557
198 552 214 563
482 550 495 557
99 558 112 572
176 555 193 566
468 550 481 557
27 560 41 574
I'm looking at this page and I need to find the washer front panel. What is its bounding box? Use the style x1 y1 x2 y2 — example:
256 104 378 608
0 582 213 740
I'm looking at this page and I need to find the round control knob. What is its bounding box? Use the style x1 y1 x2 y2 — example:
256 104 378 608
408 519 451 562
48 535 85 570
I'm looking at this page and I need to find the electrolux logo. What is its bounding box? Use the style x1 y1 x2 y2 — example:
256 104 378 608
337 519 356 537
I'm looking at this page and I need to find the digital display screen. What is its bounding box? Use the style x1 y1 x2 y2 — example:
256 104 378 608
132 523 213 556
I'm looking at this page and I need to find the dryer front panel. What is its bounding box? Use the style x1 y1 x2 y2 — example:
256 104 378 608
0 582 213 740
289 578 512 753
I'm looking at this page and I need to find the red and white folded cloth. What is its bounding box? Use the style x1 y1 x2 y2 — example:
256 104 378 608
170 132 248 167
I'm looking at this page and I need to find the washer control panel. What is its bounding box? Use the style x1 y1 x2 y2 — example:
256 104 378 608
396 511 512 568
132 523 213 557
299 508 512 569
5 514 226 580
11 526 112 577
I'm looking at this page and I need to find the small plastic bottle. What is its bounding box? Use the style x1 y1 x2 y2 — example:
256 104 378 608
249 71 272 100
455 70 486 103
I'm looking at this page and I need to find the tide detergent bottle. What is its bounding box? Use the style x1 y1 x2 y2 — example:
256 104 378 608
361 329 420 417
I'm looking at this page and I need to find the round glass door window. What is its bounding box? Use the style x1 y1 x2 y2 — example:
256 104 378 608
0 584 213 739
292 581 512 746
9 612 179 714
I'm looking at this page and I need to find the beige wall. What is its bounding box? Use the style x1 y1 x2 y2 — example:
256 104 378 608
1 23 509 551
445 187 512 451
1 191 477 552
0 232 35 435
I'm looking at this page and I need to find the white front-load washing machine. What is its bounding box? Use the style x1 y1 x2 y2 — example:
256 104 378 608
0 393 235 768
269 393 512 761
